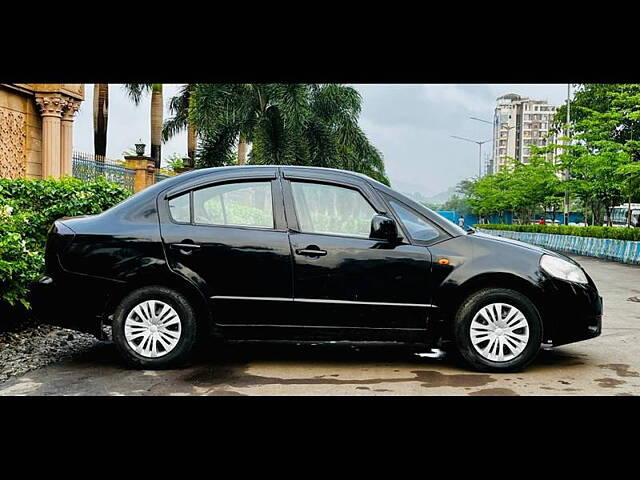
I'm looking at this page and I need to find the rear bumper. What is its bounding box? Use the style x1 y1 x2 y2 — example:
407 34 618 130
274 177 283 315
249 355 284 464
30 275 103 336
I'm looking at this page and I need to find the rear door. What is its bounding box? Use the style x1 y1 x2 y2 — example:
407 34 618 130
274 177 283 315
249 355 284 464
282 170 434 331
159 170 293 325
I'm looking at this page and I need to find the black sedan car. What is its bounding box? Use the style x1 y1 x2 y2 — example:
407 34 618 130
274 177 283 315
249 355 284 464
32 166 602 372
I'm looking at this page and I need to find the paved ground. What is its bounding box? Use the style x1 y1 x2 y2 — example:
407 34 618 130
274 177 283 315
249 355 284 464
1 254 639 396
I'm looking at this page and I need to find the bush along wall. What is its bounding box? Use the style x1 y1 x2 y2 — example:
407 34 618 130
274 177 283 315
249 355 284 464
475 225 640 265
0 177 130 311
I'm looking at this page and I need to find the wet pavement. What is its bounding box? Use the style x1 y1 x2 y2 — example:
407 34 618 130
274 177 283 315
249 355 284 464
1 254 639 396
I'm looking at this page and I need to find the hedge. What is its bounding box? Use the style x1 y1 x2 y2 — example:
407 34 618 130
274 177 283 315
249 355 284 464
475 223 640 242
0 177 130 309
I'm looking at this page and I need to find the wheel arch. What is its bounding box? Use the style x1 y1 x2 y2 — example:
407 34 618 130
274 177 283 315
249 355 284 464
435 272 548 340
102 271 214 338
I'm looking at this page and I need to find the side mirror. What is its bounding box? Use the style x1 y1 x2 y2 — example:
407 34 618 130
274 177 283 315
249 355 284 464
370 214 399 243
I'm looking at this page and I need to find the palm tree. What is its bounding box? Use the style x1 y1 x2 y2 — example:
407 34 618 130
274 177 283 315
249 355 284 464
123 83 163 168
237 135 248 165
189 84 388 184
93 83 109 159
162 84 197 161
188 84 266 165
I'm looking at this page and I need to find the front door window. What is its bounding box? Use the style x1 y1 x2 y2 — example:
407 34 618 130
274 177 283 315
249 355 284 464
388 200 440 242
291 181 376 237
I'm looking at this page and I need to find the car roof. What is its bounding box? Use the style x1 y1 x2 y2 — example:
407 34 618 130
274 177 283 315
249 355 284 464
185 164 373 180
156 165 378 193
119 165 375 205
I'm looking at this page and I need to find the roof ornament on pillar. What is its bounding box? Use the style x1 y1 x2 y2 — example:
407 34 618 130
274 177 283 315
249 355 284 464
35 95 66 117
61 99 81 121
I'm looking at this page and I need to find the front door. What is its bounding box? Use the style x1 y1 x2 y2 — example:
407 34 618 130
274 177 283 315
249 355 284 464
283 178 433 331
160 176 293 325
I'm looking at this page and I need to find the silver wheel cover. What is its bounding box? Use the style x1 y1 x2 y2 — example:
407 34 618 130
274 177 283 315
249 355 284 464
469 303 530 362
124 300 182 358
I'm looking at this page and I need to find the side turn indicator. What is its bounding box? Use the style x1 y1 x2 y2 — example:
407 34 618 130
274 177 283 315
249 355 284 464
437 258 450 265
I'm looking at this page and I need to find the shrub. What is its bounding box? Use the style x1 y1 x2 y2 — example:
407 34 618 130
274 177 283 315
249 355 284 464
475 223 640 242
166 154 185 172
0 177 130 309
0 209 44 308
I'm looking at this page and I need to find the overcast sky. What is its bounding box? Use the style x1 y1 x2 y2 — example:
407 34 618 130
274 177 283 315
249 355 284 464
73 84 568 197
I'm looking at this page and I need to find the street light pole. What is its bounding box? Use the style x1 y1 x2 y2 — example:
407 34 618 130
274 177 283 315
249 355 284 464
469 117 493 125
470 117 503 175
451 135 493 177
563 83 571 226
469 117 495 174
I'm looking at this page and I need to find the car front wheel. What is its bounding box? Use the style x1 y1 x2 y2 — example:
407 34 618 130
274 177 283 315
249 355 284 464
454 288 543 372
112 286 198 369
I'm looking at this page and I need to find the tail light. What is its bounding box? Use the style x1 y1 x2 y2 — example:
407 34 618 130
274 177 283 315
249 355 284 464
49 221 76 251
44 221 76 274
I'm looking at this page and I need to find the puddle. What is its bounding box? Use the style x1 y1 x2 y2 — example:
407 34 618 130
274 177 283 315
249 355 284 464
468 388 519 396
180 364 496 391
412 370 495 388
598 364 640 378
594 377 626 388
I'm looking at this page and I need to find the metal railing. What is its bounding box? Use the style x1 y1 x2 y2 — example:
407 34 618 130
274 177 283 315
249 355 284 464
72 151 136 192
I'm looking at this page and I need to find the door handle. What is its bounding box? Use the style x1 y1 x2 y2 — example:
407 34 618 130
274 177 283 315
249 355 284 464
296 247 327 257
170 242 201 254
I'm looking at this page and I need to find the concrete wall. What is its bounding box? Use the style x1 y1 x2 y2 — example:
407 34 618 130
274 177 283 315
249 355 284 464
0 87 43 179
0 84 83 180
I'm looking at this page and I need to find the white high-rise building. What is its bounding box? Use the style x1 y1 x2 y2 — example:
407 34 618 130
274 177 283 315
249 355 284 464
490 93 558 174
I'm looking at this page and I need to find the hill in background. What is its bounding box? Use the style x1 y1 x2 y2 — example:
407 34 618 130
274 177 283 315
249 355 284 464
398 185 457 207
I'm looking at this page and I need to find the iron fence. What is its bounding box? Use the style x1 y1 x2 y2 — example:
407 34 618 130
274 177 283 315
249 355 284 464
72 151 136 192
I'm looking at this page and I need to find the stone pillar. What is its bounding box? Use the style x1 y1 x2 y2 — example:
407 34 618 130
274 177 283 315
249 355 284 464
60 99 80 177
145 160 157 188
124 156 156 193
35 95 64 178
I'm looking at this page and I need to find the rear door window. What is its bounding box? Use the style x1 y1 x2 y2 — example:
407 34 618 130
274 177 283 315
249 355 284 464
193 181 274 229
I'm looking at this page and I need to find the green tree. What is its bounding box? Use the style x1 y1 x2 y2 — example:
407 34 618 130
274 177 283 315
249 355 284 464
466 168 513 222
439 195 472 215
162 84 198 161
459 84 640 227
463 156 561 224
553 84 640 225
188 84 389 184
123 84 164 168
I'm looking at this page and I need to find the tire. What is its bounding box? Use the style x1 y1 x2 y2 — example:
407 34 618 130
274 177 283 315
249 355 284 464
112 286 198 369
453 288 543 372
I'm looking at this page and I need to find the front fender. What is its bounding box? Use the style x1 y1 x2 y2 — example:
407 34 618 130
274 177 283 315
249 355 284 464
428 234 548 333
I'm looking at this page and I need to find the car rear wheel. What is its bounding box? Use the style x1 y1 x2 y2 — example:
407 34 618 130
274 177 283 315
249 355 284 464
112 286 198 369
454 288 542 372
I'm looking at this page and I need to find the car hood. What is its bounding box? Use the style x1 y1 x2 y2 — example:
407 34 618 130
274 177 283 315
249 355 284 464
470 231 580 265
